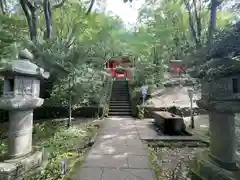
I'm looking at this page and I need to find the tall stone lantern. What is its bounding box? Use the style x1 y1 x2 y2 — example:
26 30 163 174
0 49 49 180
190 58 240 180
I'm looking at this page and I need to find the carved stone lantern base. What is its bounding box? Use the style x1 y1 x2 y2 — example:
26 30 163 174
190 151 240 180
0 148 45 180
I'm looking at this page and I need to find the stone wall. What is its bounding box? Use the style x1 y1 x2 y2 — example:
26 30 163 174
0 106 103 122
137 106 207 118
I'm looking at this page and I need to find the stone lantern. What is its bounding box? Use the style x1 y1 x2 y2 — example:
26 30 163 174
0 49 49 180
190 58 240 180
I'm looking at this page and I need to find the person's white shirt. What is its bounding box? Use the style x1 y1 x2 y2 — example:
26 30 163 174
141 85 148 95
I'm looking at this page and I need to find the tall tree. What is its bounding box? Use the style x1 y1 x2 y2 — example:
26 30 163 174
208 0 224 45
20 0 65 41
0 0 6 14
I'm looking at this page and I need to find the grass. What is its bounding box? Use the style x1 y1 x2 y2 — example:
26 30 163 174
148 148 162 180
0 119 100 180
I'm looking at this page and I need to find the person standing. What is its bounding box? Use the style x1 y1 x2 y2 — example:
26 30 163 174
140 84 148 105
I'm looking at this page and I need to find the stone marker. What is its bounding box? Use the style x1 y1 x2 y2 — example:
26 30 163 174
190 58 240 180
0 49 49 180
153 110 185 135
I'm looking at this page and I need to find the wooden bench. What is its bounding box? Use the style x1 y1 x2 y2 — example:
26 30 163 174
152 111 186 135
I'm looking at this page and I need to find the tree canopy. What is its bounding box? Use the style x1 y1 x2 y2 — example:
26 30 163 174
0 0 239 107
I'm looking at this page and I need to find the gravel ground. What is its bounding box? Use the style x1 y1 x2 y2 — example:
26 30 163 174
146 141 207 180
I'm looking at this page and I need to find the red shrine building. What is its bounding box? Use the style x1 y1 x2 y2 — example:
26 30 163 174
105 56 133 80
169 59 186 77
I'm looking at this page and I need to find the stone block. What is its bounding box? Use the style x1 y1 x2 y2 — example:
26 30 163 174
153 111 185 135
0 150 43 180
190 151 240 180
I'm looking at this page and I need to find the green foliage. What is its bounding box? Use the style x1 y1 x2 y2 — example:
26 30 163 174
0 140 7 155
0 0 239 108
137 105 145 119
0 15 27 59
25 121 98 180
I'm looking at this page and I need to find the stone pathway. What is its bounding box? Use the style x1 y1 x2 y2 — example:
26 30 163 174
72 117 156 180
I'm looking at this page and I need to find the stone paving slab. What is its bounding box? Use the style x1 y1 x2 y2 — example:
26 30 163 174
90 144 148 155
128 155 151 169
126 137 143 146
101 168 156 180
77 117 156 180
94 136 127 146
75 168 156 180
73 167 103 180
134 119 160 139
83 154 128 168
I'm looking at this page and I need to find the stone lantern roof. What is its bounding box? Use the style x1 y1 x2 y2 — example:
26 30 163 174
0 49 49 79
196 58 240 80
0 60 50 79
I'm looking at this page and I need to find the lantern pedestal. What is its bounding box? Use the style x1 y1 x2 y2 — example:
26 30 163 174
0 50 49 180
190 151 239 180
189 58 240 180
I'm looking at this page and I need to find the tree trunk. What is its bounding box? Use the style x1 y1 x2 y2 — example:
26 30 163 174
43 0 52 39
20 0 37 41
68 93 72 127
208 0 218 45
0 0 6 15
193 0 202 45
68 78 72 127
86 0 95 15
184 0 200 48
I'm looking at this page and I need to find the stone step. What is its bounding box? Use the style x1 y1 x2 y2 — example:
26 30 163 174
111 91 128 93
110 105 131 108
111 92 128 94
111 98 129 101
112 86 128 88
109 108 132 112
110 100 130 103
111 94 128 95
111 96 128 97
112 89 128 92
110 105 131 107
110 103 130 106
112 93 129 96
108 111 132 116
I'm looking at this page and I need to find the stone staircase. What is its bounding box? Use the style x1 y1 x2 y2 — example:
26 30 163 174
108 80 132 116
